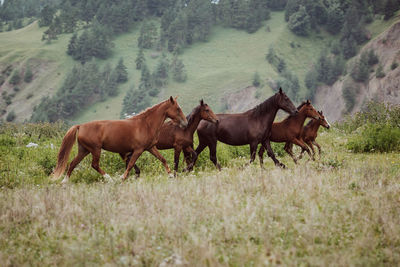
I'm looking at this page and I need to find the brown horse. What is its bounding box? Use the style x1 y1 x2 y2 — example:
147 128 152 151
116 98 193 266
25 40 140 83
193 88 298 169
297 110 331 160
52 96 187 183
257 100 323 164
156 100 218 175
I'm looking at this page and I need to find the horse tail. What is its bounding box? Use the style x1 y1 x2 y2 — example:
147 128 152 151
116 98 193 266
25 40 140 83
52 125 79 179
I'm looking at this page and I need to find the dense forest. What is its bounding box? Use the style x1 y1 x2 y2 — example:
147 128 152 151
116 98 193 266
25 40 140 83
0 0 399 122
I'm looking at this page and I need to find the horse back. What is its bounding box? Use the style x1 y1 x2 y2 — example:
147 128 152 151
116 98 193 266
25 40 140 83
77 119 152 153
198 113 264 146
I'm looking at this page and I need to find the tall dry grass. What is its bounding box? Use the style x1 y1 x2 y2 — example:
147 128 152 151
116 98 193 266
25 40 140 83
1 154 399 266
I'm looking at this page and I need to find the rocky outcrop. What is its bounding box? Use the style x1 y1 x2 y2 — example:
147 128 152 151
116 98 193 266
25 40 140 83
314 20 400 121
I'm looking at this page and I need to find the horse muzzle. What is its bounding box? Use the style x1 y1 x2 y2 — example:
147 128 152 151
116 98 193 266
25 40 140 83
179 120 188 128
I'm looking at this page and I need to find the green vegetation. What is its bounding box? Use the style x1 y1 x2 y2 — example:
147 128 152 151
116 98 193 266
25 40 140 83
0 121 399 265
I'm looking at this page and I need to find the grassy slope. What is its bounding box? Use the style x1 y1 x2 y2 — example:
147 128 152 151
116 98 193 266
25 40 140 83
0 21 75 120
0 12 396 123
72 12 335 123
0 123 399 265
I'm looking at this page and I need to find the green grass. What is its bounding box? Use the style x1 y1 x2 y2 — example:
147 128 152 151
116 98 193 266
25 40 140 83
0 123 399 265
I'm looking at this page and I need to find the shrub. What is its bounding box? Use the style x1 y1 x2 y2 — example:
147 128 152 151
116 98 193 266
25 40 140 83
9 70 21 85
347 123 400 152
24 65 33 83
376 64 385 78
6 111 16 122
252 72 261 87
391 61 398 70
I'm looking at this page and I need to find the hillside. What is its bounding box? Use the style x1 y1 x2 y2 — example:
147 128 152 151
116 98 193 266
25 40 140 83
1 11 399 123
1 12 334 123
314 15 400 121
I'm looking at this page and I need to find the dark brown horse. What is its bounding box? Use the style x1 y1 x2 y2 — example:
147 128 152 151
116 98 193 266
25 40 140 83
297 110 331 160
156 100 218 175
53 97 187 183
193 88 298 169
257 100 323 164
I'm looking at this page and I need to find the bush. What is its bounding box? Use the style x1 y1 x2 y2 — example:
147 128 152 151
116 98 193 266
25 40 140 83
24 65 33 83
252 72 261 87
342 82 359 113
6 111 16 122
376 64 385 78
9 70 21 85
391 61 398 70
347 123 400 152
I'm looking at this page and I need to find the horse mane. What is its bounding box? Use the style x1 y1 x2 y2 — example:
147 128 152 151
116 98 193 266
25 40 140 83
296 101 307 110
186 105 201 126
128 99 169 120
248 93 277 118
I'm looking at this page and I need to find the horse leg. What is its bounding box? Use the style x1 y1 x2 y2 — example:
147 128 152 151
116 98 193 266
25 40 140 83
122 149 144 181
62 143 89 184
258 145 265 167
313 141 322 159
209 143 221 171
249 142 258 164
173 146 182 177
194 142 207 166
292 138 314 161
121 152 140 177
90 148 112 182
263 139 285 168
147 146 172 176
284 142 298 164
184 146 197 172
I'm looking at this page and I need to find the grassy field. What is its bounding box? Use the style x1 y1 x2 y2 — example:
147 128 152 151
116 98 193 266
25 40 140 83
0 122 399 266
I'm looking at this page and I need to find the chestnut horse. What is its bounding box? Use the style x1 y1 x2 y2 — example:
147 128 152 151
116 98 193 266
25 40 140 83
123 100 219 176
193 88 298 169
156 100 218 175
257 100 323 164
297 110 331 160
53 97 187 183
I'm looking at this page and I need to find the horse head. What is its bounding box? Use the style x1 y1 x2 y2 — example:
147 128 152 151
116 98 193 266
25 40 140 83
318 111 331 129
276 88 297 115
299 99 322 120
199 99 219 124
166 96 188 128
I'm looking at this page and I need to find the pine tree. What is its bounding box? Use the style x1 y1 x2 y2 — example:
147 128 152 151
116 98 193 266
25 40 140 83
120 84 151 118
171 56 187 82
115 58 128 83
67 33 78 56
140 64 152 89
288 5 311 36
38 5 54 27
135 49 145 70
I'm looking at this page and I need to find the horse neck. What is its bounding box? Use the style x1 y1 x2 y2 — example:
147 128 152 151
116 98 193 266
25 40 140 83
310 120 321 133
185 111 202 136
290 110 308 128
142 102 170 133
255 95 280 128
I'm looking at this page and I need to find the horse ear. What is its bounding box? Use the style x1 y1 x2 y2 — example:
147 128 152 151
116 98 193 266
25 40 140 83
279 87 283 94
200 99 204 106
318 110 322 115
306 99 311 104
169 96 174 103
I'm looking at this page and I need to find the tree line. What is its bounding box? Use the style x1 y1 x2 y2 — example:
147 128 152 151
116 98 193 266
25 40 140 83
31 59 127 122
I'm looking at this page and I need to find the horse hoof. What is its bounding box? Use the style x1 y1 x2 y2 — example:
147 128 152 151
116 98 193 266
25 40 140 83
168 173 174 178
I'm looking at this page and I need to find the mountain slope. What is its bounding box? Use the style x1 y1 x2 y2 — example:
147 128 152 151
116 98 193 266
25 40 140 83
314 16 400 121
